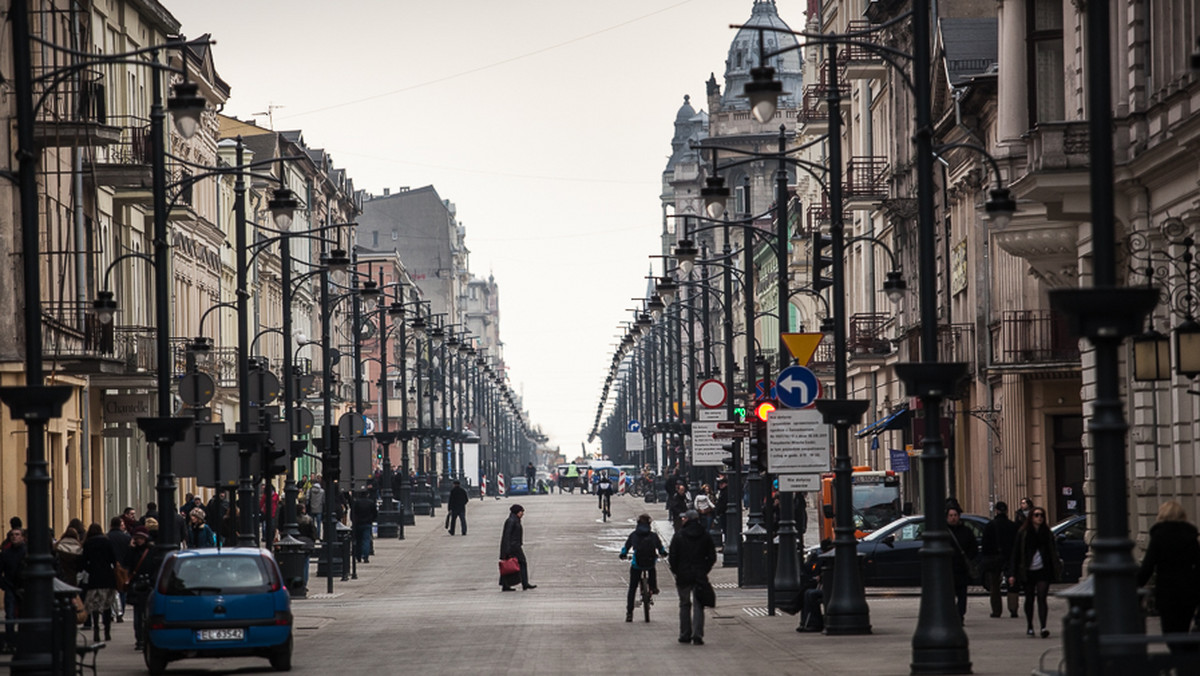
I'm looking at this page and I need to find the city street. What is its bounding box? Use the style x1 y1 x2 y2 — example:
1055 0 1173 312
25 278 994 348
95 492 1071 675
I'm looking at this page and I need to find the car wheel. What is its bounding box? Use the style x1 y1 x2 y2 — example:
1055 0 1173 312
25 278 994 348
269 635 293 671
144 642 168 675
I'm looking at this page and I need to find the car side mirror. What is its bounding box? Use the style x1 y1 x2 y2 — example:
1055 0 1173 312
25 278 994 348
883 534 895 547
822 505 834 519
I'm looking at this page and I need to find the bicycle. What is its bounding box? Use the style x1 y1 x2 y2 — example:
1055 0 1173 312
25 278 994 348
638 568 653 622
599 492 611 521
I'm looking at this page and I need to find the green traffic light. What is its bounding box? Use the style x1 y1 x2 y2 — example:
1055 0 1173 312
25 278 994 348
733 406 746 423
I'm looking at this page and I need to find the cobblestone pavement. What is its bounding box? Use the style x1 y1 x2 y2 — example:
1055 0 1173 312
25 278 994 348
93 490 1070 675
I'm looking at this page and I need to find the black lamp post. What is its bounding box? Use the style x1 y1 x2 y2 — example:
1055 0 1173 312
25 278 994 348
1045 0 1156 662
375 283 405 539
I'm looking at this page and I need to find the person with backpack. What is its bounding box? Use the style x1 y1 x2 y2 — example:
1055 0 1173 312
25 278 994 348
619 514 668 622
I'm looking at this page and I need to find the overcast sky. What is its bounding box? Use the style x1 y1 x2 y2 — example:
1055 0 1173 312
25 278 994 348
168 0 806 457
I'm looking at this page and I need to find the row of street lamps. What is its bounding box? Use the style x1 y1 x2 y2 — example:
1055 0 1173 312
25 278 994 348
591 3 1028 673
1 3 540 669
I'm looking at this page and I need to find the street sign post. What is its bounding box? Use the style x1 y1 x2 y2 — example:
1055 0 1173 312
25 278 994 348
766 408 831 473
691 421 730 466
625 432 644 451
627 420 641 433
779 473 821 492
697 379 727 409
775 365 821 409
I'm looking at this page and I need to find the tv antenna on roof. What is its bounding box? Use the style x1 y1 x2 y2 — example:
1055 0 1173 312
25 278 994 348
252 103 285 130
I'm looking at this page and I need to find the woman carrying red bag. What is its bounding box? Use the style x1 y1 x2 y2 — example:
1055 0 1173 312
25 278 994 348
499 504 536 592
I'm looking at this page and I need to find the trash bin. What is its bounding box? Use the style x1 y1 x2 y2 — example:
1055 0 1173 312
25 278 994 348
274 534 309 598
314 526 351 579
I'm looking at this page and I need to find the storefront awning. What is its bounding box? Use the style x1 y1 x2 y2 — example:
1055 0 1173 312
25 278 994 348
855 405 910 439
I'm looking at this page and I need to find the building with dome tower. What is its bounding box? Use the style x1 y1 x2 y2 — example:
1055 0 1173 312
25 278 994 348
660 0 815 376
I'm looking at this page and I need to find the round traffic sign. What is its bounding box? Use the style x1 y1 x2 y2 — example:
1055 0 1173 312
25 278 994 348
247 371 281 406
776 365 821 409
292 407 315 436
178 372 215 407
627 420 641 433
338 411 365 439
698 379 727 409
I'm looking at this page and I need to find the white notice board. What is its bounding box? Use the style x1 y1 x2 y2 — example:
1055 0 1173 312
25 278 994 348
766 408 832 473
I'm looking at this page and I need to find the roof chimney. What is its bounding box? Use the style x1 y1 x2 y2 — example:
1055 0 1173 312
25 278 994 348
383 188 390 196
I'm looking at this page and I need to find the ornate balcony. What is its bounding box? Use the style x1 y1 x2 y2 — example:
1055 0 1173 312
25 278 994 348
843 21 888 81
989 310 1080 366
82 115 155 202
849 312 895 359
845 156 889 210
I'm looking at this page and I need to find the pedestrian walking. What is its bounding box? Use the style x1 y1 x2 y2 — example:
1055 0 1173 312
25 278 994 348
980 501 1019 618
499 504 536 591
1 528 26 653
1013 497 1033 529
694 484 716 532
447 480 469 535
351 490 377 563
308 478 325 539
946 506 979 624
80 523 118 643
668 510 716 645
185 508 216 549
123 527 154 650
1137 500 1200 653
667 482 692 532
619 514 667 622
525 462 537 489
53 526 84 587
1008 505 1061 638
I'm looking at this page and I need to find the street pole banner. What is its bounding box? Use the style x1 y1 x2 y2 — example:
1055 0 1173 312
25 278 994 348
778 473 821 492
766 408 832 473
691 421 730 466
625 432 644 451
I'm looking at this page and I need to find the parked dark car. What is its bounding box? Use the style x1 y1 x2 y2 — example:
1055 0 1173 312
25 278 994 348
1052 514 1088 583
144 548 292 674
807 514 990 587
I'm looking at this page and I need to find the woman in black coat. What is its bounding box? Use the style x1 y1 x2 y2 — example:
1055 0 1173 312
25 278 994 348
1008 506 1061 638
499 504 535 591
1137 500 1200 653
80 523 118 642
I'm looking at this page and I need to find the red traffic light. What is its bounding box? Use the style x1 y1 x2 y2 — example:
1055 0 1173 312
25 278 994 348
753 401 776 421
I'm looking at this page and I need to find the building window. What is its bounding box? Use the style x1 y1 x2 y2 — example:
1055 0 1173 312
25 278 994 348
373 231 378 247
1026 0 1065 126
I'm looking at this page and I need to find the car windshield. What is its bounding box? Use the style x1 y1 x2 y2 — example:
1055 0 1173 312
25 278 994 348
511 477 527 485
160 555 274 596
852 484 903 531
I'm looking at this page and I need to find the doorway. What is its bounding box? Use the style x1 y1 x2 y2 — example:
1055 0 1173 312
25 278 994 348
1051 415 1085 522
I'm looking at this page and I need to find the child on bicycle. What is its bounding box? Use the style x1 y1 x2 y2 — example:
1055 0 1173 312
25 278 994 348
619 514 668 622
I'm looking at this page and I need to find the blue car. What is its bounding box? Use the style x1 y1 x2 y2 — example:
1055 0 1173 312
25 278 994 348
144 547 293 674
508 476 530 495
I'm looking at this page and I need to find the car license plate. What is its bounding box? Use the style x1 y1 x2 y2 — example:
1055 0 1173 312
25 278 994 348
196 628 244 642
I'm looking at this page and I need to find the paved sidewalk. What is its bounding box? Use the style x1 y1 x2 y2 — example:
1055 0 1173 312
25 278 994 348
92 490 1069 675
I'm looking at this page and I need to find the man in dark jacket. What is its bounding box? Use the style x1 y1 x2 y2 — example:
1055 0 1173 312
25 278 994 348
447 481 469 535
0 529 26 652
947 506 979 624
666 483 691 532
980 501 1019 618
107 516 132 622
668 510 717 645
351 490 377 564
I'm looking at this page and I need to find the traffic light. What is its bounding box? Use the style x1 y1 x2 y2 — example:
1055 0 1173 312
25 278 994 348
263 437 288 476
812 231 833 292
753 401 776 421
747 435 765 472
721 440 739 472
733 406 747 423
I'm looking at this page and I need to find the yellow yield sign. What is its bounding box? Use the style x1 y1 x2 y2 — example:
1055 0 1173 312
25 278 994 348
781 332 825 366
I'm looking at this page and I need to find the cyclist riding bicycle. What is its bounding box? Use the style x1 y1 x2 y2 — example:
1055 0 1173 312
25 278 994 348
597 475 614 515
619 514 668 622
